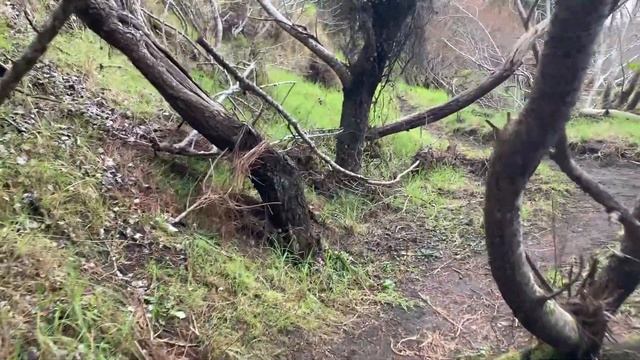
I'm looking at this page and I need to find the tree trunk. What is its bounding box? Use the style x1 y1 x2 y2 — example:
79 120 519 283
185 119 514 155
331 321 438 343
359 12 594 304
624 84 640 111
333 0 417 172
76 0 319 258
599 82 612 109
615 71 640 108
484 0 613 356
335 74 379 172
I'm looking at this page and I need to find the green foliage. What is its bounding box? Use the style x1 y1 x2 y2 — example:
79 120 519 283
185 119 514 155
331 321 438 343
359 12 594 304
397 166 470 211
321 192 373 233
441 107 508 138
191 69 225 96
0 107 405 358
0 116 106 233
260 69 439 160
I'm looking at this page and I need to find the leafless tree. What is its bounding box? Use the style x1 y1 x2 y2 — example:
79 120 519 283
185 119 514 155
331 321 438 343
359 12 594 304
484 0 640 357
258 0 423 173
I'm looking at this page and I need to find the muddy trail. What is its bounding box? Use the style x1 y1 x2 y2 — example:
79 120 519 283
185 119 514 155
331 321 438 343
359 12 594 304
295 156 640 359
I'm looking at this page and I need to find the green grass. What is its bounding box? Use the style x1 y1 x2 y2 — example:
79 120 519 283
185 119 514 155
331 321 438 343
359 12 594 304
395 82 449 109
0 102 407 358
388 166 484 250
442 107 640 148
49 30 169 117
396 166 471 211
567 115 640 145
0 113 136 358
260 67 344 139
0 20 11 50
191 69 225 97
321 192 374 233
441 107 508 138
143 235 392 357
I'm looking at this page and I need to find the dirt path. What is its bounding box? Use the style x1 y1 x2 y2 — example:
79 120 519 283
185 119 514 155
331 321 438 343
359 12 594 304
295 159 639 360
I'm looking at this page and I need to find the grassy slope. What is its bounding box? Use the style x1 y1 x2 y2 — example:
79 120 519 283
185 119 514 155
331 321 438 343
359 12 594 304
1 27 414 360
3 9 627 358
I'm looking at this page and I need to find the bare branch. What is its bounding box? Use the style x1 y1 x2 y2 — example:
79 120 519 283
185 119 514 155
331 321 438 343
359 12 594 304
515 0 541 62
526 252 554 293
171 152 225 224
550 132 640 231
151 139 221 157
367 18 550 140
197 37 418 186
452 3 503 62
0 0 78 105
140 7 207 59
255 0 352 86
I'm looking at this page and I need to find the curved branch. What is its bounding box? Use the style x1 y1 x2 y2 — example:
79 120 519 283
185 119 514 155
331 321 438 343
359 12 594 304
366 18 549 140
255 0 352 86
551 132 640 314
550 132 640 231
484 0 613 355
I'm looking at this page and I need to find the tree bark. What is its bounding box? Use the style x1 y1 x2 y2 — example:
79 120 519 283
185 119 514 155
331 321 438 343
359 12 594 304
615 71 640 108
484 0 613 356
624 83 640 111
599 82 612 109
76 0 319 257
333 0 417 171
335 72 380 172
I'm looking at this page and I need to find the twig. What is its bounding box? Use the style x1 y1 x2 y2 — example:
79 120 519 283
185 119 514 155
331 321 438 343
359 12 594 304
141 7 205 58
0 0 78 105
541 257 584 302
526 252 554 293
151 139 220 157
419 293 465 336
255 0 352 86
197 37 420 186
171 152 225 224
155 338 198 347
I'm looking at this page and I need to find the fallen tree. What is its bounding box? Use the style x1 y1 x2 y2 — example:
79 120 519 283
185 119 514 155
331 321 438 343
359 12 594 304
484 0 640 357
74 0 319 257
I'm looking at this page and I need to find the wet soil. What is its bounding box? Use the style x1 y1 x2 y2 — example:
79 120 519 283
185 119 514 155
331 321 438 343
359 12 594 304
296 159 640 360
